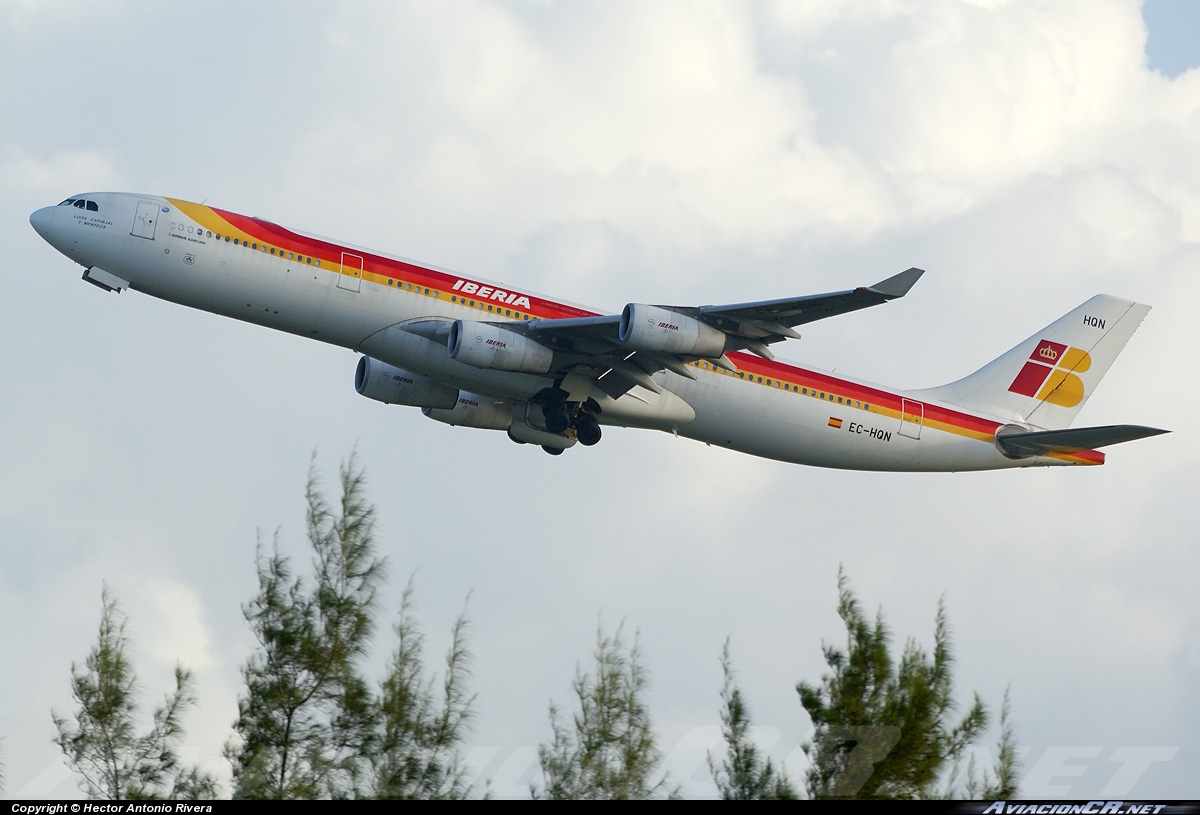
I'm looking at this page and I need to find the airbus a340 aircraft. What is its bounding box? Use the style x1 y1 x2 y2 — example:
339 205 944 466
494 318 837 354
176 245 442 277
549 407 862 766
30 193 1166 471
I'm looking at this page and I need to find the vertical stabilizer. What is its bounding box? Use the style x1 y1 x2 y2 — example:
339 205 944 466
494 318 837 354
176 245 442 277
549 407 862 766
914 295 1150 430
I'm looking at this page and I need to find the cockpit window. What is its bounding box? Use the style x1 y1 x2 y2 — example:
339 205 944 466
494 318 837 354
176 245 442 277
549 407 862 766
58 198 98 211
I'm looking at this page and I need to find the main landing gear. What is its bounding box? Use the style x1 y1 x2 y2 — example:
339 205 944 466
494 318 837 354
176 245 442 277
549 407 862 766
536 389 603 453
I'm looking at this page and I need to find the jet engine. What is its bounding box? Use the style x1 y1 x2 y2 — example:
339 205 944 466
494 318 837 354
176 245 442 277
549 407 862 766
422 393 513 430
354 356 459 409
448 320 553 374
618 304 726 357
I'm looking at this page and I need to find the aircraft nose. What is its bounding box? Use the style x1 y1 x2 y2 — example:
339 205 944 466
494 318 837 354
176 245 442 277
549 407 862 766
29 206 56 241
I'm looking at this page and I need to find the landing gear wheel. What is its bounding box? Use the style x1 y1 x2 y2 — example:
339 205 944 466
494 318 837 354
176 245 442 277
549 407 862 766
545 412 570 434
541 445 565 456
575 415 602 446
543 397 571 434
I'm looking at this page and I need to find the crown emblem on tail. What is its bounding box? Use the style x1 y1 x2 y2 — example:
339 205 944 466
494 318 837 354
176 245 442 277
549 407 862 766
1007 339 1092 408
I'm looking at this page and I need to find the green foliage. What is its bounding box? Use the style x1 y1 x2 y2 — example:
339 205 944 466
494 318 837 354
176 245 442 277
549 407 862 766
708 639 797 800
534 624 677 800
225 453 475 799
226 454 387 798
797 568 996 799
963 687 1020 800
52 587 218 800
369 582 475 799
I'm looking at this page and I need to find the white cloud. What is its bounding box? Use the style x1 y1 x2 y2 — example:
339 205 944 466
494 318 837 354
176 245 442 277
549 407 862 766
4 0 1200 799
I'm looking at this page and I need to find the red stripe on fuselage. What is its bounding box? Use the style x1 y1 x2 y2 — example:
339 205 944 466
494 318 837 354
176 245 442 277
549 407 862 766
199 202 1104 462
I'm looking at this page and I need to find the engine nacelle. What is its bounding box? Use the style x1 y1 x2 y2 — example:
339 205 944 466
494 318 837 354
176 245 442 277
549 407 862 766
354 356 459 410
448 320 553 374
422 393 513 430
618 304 727 358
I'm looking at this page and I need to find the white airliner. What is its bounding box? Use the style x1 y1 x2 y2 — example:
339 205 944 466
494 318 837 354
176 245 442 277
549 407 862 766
30 192 1166 471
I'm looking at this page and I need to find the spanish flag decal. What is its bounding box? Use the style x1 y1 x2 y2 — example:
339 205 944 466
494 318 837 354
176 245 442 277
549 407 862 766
828 417 843 429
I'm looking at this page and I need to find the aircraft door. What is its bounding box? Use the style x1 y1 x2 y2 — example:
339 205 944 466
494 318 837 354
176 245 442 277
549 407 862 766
899 398 923 439
131 200 160 240
338 252 364 293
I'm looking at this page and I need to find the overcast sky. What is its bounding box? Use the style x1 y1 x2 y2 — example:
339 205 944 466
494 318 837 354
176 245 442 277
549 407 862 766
2 0 1198 800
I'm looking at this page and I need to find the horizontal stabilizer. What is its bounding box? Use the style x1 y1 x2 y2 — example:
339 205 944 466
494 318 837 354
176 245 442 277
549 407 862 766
995 424 1168 458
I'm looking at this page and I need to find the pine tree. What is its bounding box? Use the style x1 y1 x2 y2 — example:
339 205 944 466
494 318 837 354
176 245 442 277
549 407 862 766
533 623 677 800
53 587 218 799
708 639 796 799
797 568 998 799
963 687 1020 799
369 581 475 799
225 453 476 800
225 454 386 799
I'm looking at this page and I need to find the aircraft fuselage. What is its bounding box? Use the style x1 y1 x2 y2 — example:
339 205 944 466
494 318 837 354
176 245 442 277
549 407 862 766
30 192 1127 471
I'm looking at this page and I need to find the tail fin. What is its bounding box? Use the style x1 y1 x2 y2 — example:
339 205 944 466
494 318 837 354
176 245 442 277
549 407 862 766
915 295 1150 430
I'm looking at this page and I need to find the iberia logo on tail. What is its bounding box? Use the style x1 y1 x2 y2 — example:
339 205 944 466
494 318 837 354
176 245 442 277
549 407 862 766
1007 339 1092 407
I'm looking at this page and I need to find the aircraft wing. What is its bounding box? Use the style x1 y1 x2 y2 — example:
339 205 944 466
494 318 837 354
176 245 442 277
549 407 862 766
520 267 923 355
497 267 925 398
675 266 924 357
